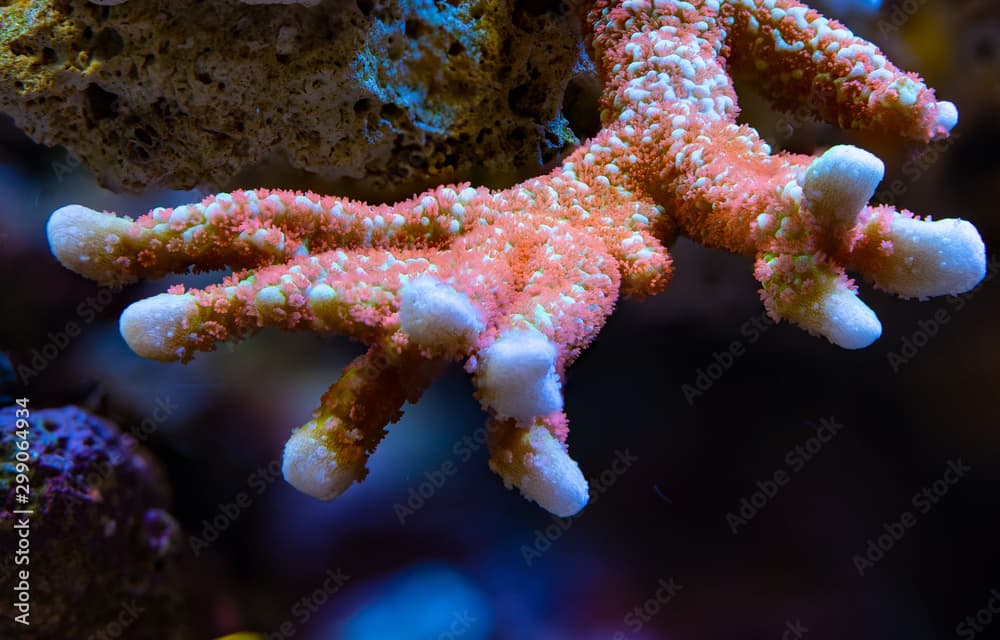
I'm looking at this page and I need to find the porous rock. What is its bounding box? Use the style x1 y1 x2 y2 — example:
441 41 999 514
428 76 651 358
0 0 593 199
0 405 187 638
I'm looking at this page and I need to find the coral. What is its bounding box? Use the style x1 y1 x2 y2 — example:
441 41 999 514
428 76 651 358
0 0 585 198
0 405 187 638
47 0 985 517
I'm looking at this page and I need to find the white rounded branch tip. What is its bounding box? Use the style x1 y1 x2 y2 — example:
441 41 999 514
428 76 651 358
816 287 882 350
514 425 589 517
477 330 563 421
47 204 128 283
877 217 986 298
398 276 483 351
119 294 197 361
936 101 959 133
282 428 359 500
804 145 884 226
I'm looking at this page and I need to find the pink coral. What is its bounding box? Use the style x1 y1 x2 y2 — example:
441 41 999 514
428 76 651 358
47 0 985 516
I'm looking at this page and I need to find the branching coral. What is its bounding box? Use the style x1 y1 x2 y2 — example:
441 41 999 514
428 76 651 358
47 0 986 517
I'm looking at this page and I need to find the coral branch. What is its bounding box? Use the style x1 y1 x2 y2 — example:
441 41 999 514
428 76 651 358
722 0 958 140
284 345 445 500
47 0 986 516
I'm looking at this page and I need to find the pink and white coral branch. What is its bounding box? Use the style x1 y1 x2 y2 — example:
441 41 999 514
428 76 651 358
49 0 985 516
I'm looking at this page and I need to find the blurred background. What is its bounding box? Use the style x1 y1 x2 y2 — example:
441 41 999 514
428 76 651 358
0 0 998 638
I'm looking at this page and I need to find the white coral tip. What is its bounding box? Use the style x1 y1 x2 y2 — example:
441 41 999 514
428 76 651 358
282 427 358 500
119 293 197 361
477 330 563 421
878 217 986 298
47 204 131 284
935 101 959 133
804 145 884 227
786 278 882 350
398 276 483 352
514 425 589 517
814 286 882 350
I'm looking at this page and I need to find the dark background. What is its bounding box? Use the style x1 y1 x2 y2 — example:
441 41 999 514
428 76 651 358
1 0 997 638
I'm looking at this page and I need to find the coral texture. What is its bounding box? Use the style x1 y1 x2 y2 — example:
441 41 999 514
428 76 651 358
0 405 186 638
47 0 985 516
0 0 585 198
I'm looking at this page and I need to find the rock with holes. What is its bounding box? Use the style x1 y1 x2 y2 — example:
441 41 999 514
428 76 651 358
0 0 592 198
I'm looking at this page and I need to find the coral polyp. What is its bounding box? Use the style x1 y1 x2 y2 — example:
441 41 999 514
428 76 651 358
46 0 985 517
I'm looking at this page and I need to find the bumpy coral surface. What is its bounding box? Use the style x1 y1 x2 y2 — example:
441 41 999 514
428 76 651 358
0 0 584 197
0 405 186 638
47 0 985 517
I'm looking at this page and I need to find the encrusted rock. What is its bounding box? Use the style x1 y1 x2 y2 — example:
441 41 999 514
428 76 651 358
0 0 592 199
0 405 187 638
